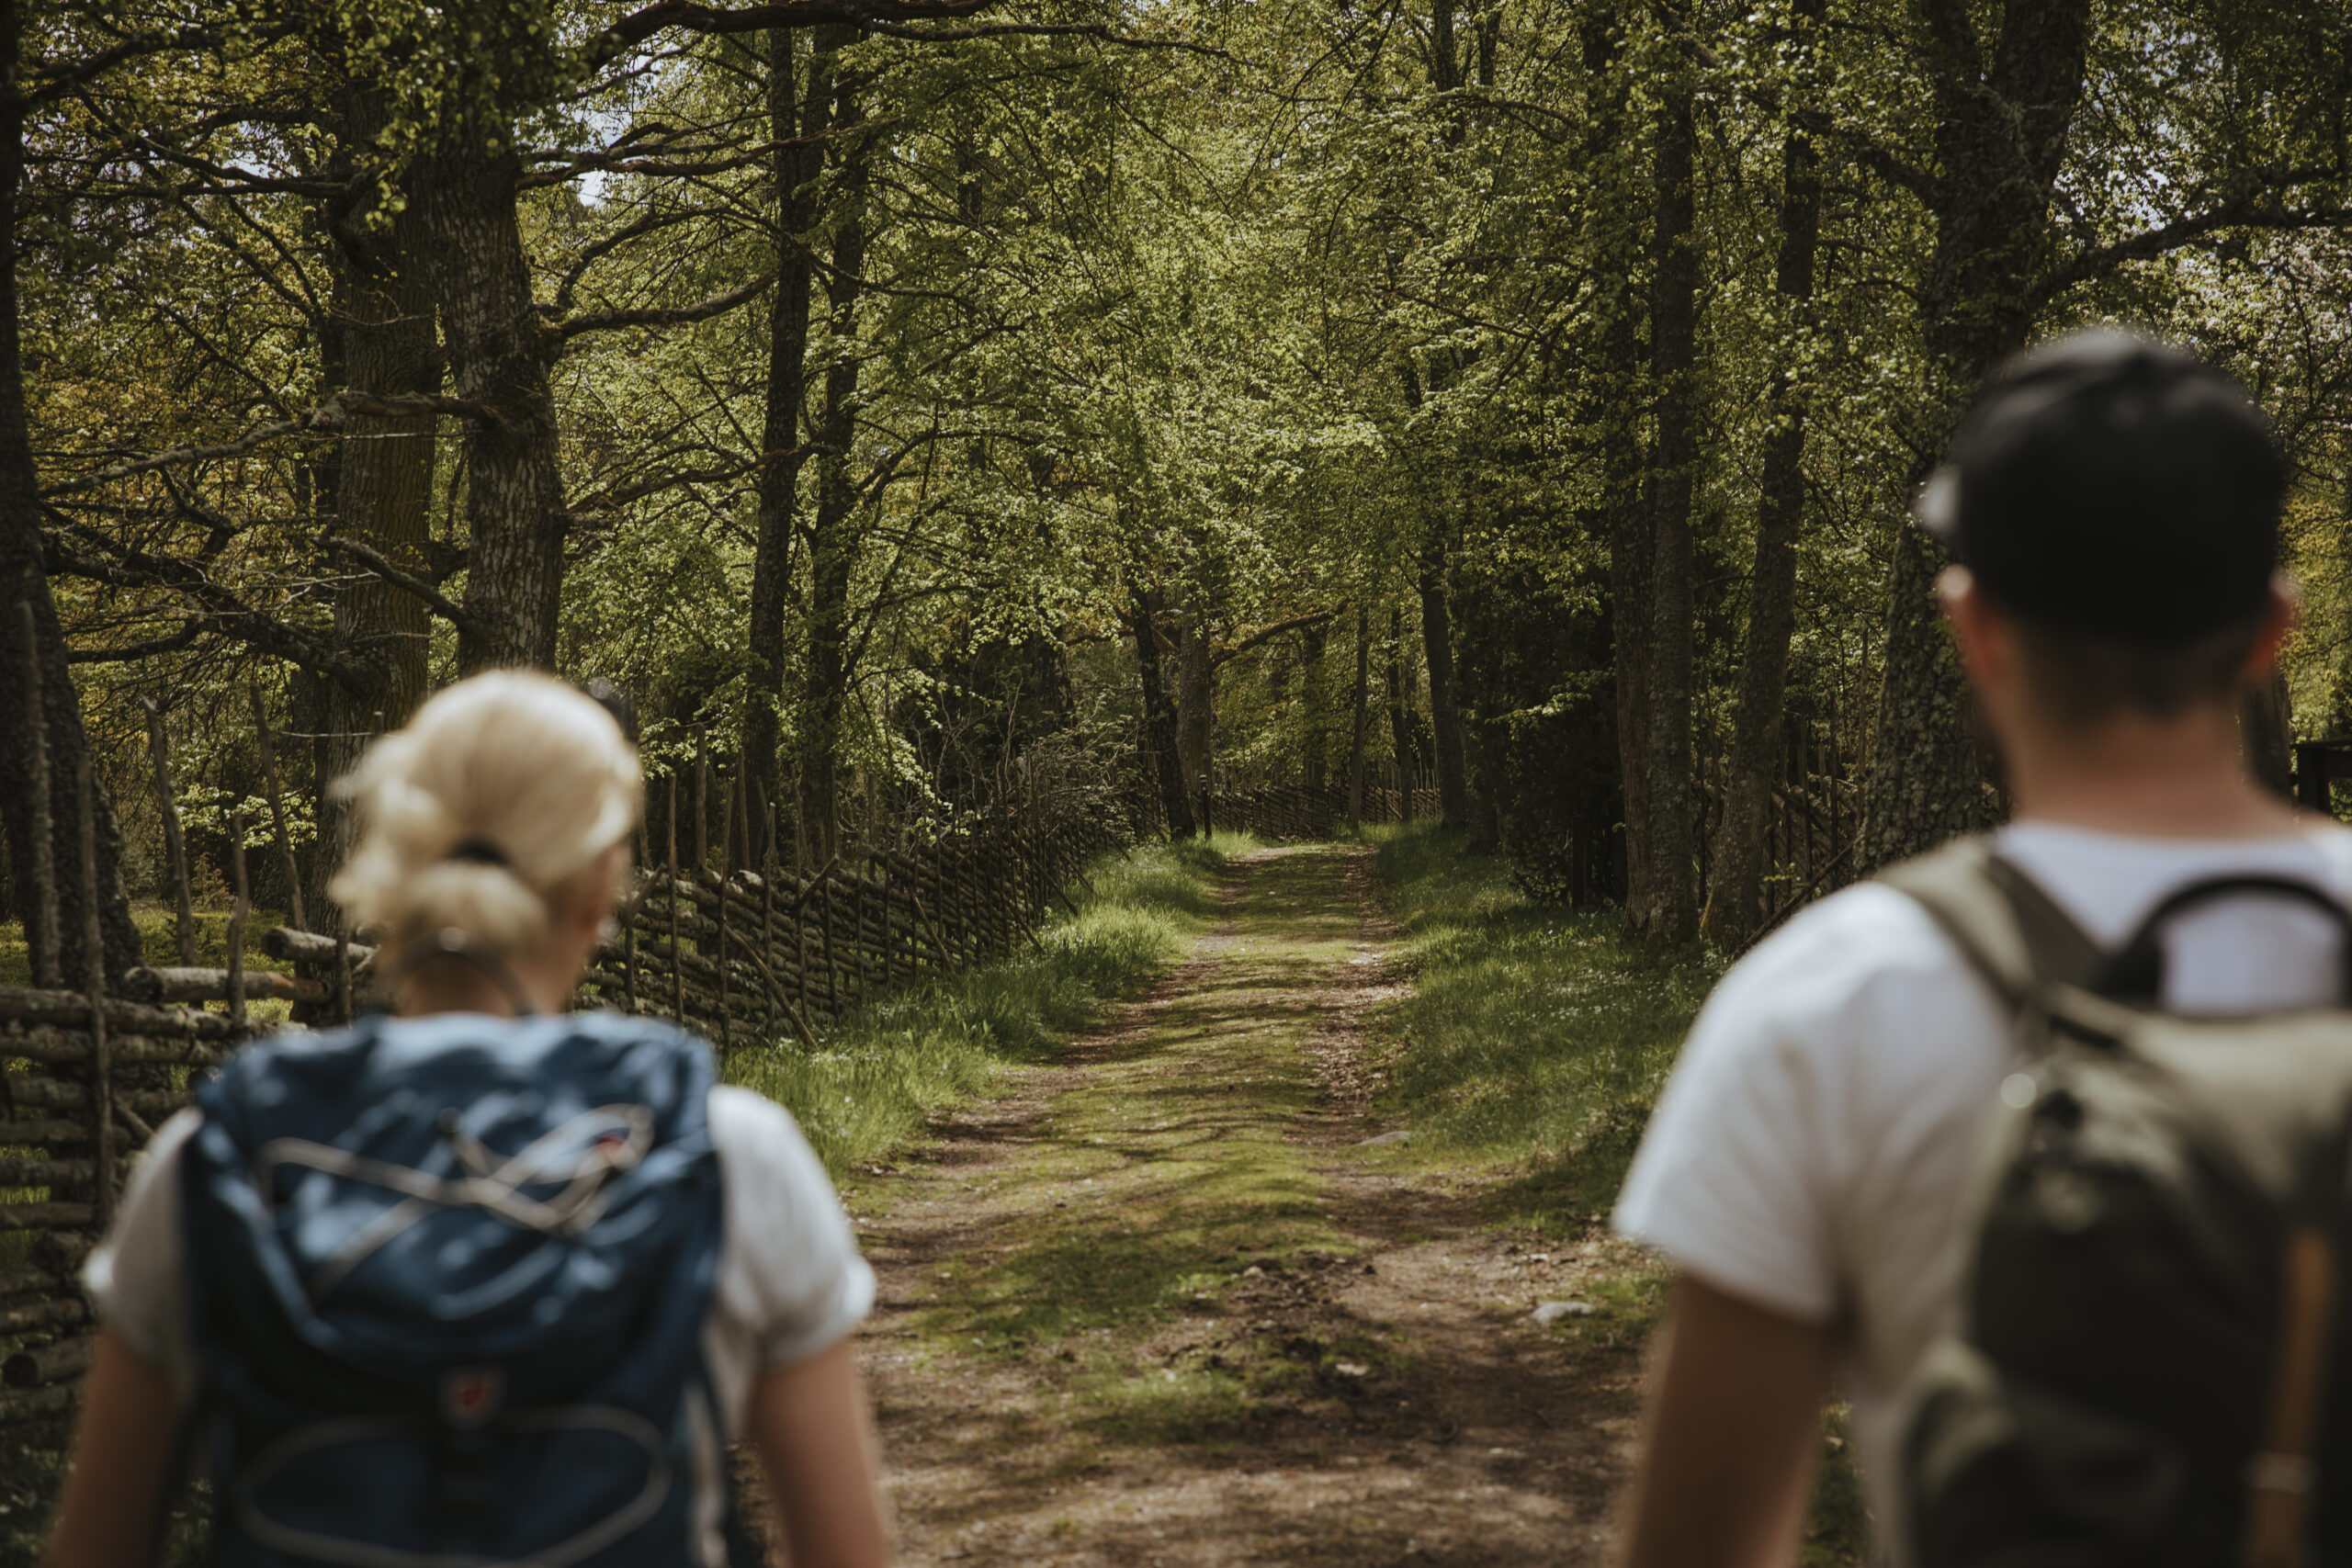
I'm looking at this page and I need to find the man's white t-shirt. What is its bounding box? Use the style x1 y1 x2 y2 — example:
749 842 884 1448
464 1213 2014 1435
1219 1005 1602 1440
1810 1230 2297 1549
83 1044 874 1563
1614 819 2352 1562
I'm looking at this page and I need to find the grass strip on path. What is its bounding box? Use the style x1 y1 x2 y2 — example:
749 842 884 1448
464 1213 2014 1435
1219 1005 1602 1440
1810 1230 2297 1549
1364 824 1868 1566
729 834 1250 1178
1365 823 1722 1232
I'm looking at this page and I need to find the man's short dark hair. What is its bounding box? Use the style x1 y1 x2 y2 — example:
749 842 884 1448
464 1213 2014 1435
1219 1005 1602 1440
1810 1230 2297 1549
2009 611 2266 728
1917 329 2285 644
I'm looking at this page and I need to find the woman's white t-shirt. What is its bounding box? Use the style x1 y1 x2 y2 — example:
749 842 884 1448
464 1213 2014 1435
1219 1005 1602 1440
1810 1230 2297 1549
83 1071 875 1438
1614 820 2352 1563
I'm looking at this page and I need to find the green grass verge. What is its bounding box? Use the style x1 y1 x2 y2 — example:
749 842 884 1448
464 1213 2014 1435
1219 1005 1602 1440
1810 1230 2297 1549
1365 823 1866 1565
726 834 1247 1178
1364 822 1722 1229
0 903 291 990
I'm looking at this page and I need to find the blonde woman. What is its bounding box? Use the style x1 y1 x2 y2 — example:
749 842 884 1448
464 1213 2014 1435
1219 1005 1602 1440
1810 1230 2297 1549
43 672 888 1568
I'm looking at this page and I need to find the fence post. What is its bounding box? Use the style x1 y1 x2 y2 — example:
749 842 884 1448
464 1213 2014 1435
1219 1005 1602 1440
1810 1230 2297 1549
142 699 198 965
667 775 684 1026
16 604 60 989
714 767 734 1059
74 748 116 1226
226 807 250 1032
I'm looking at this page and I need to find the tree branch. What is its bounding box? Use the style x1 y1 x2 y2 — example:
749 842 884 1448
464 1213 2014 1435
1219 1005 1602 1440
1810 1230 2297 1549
320 537 486 638
560 272 776 341
65 619 202 664
600 0 999 53
40 516 369 687
1212 610 1339 668
862 19 1239 59
2037 179 2352 301
39 391 502 499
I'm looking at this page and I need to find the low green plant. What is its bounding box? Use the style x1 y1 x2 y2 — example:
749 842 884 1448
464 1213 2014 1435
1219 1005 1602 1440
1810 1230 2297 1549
727 834 1242 1176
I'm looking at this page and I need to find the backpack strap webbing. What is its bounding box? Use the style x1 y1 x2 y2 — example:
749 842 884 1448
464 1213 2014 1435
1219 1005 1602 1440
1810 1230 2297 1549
1876 836 2108 1008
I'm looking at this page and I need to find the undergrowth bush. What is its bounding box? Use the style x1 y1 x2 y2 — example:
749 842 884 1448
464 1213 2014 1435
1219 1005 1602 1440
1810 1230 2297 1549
729 834 1243 1174
1367 823 1724 1225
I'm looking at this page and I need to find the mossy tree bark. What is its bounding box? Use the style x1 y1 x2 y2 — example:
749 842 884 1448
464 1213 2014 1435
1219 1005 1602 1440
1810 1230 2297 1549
744 25 825 859
418 107 567 673
1129 582 1195 838
797 22 869 863
1702 0 1825 945
315 77 442 884
1419 531 1470 833
0 0 140 981
1637 7 1701 944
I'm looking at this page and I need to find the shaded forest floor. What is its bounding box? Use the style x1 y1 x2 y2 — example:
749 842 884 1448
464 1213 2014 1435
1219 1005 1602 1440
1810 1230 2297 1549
839 843 1675 1567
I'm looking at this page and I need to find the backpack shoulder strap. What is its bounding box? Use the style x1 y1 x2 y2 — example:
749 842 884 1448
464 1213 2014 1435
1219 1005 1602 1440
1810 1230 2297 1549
1876 835 2109 1006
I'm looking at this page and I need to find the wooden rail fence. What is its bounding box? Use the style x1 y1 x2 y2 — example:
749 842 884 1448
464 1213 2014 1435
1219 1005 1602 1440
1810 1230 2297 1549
1 649 1136 1430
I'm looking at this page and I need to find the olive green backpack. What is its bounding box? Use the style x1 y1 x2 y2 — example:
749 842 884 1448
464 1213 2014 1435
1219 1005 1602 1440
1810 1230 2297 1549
1884 838 2352 1568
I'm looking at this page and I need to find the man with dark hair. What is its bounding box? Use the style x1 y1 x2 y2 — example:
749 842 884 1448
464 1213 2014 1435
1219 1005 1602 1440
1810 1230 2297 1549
1610 330 2336 1567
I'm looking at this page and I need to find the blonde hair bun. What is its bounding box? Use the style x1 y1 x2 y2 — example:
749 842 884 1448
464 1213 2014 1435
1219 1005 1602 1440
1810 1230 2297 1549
329 671 643 955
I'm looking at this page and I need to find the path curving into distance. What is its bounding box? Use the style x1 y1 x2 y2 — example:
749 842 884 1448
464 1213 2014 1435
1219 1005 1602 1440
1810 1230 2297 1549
838 844 1660 1568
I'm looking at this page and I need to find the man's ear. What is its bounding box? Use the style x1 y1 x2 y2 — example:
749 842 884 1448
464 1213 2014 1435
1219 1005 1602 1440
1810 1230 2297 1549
2239 576 2299 682
1939 566 2007 689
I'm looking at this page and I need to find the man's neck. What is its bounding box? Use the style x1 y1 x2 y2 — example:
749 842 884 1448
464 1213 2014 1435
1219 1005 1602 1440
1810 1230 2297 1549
2004 706 2304 840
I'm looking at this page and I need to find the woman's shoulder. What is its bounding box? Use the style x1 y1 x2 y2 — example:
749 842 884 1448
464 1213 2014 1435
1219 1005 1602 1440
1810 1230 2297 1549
707 1083 817 1153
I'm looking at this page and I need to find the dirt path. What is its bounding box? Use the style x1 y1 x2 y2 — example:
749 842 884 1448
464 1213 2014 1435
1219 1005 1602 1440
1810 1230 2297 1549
840 844 1662 1567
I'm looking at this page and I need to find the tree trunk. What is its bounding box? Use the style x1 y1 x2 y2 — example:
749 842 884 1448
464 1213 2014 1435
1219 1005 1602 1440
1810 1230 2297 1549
1420 535 1469 830
1583 6 1653 928
1175 604 1214 798
1129 583 1194 837
1702 0 1824 946
0 0 141 983
1301 619 1329 792
1640 25 1701 944
2242 669 2293 801
743 25 823 855
1346 605 1371 828
797 23 868 863
1385 610 1415 820
317 84 441 885
1859 0 2094 870
417 111 566 672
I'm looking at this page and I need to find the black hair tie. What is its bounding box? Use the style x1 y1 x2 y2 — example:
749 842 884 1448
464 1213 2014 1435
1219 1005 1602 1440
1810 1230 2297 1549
447 838 510 867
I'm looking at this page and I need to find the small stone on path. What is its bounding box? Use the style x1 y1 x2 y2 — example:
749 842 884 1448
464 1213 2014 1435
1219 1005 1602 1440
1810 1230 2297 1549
1358 1129 1411 1147
1532 1300 1596 1325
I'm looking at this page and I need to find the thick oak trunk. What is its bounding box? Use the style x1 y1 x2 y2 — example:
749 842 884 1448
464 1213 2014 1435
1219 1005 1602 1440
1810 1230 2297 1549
317 87 440 874
743 25 824 853
1639 32 1701 943
0 0 140 983
1702 0 1824 945
416 102 565 673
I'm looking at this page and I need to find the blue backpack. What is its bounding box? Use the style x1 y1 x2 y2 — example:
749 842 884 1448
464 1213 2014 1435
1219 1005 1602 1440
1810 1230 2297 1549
182 1012 730 1568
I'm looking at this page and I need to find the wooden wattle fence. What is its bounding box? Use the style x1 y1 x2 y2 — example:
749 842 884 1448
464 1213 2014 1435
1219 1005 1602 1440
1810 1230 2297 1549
0 658 1136 1430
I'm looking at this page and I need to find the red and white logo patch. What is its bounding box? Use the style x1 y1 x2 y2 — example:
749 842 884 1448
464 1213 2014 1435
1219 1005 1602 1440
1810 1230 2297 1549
440 1366 506 1430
